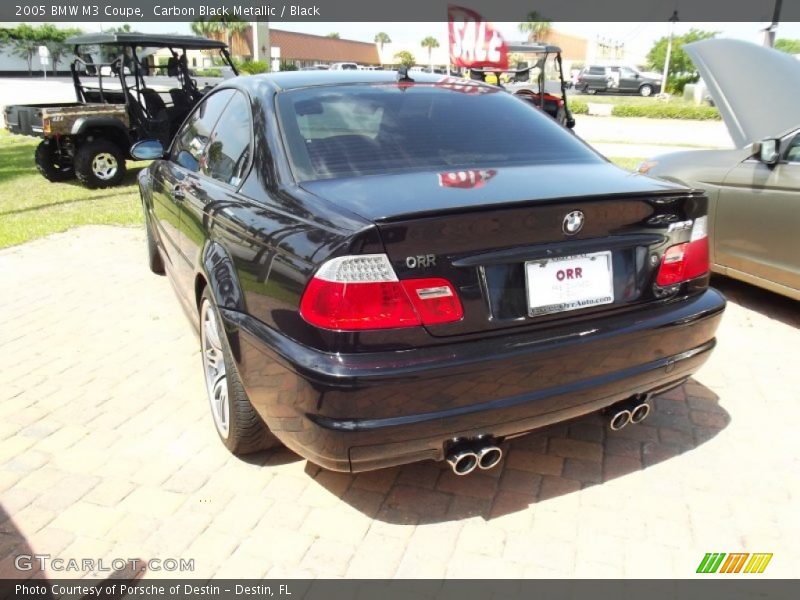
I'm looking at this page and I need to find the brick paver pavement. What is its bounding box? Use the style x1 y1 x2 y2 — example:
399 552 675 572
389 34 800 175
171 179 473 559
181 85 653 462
1 227 798 580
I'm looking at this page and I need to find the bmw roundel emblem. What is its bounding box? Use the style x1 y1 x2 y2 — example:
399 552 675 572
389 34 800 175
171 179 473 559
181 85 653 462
562 210 584 235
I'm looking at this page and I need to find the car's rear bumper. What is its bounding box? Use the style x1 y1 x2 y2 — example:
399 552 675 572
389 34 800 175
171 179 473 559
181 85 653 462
221 288 725 472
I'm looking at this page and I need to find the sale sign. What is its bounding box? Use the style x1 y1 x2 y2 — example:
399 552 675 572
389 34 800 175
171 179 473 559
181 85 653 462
448 4 509 70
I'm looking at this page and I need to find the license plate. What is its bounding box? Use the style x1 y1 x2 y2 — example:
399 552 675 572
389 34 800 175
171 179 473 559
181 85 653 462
525 251 614 316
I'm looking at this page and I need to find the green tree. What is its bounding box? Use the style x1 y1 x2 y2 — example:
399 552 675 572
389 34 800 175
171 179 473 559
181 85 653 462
518 12 551 42
420 36 440 68
775 38 800 54
374 32 391 52
191 18 222 38
393 50 416 68
42 25 82 75
646 28 717 91
326 32 341 39
3 24 47 75
105 25 133 33
207 17 248 56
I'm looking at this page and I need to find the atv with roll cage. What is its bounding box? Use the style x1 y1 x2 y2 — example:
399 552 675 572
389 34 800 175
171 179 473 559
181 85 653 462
468 42 576 130
4 33 237 188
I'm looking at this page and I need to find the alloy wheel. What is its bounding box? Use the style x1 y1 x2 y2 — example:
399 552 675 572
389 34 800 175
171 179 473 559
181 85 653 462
201 300 230 438
91 152 118 180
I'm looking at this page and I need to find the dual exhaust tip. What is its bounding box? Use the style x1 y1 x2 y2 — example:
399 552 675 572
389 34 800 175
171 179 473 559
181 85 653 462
446 442 503 476
609 399 651 431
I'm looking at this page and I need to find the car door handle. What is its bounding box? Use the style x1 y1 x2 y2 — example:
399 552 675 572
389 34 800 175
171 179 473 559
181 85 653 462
171 185 186 201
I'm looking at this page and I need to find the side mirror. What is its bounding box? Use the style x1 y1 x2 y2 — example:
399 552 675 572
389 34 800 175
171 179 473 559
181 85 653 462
634 73 640 79
130 139 165 160
753 138 780 165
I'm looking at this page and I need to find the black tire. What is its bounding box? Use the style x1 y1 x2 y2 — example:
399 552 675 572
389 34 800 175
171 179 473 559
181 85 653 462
639 84 654 97
555 106 567 128
143 208 165 275
74 139 127 188
200 289 282 455
34 139 74 182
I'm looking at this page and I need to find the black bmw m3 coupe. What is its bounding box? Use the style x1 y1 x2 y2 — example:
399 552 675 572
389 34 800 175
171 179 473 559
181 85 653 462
135 71 725 474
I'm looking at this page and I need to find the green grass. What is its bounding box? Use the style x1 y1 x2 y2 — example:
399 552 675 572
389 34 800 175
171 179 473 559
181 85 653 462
569 94 720 120
0 131 144 249
608 156 646 172
569 94 692 107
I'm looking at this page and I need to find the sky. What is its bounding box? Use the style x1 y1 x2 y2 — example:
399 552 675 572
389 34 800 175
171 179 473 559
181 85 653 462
41 21 800 64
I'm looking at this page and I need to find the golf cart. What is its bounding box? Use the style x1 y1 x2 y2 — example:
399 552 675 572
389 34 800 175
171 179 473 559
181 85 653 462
468 43 575 129
4 33 238 188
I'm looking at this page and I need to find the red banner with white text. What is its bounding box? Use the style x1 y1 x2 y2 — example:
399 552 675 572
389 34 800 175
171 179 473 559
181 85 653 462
448 4 509 70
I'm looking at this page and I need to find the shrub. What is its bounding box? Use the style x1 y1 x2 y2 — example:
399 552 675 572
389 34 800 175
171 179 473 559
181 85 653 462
236 59 269 75
193 68 222 77
568 99 588 115
668 74 699 95
610 103 720 120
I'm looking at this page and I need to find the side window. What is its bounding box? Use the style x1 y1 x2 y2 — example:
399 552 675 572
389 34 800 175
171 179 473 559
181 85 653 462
588 66 605 75
620 67 637 78
201 92 252 186
170 89 235 171
784 132 800 163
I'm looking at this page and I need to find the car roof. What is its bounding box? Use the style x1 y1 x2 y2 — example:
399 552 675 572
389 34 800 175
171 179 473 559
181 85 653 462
65 33 227 50
234 70 449 92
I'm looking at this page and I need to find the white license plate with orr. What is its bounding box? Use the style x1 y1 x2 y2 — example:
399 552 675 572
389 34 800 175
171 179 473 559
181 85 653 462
525 251 614 316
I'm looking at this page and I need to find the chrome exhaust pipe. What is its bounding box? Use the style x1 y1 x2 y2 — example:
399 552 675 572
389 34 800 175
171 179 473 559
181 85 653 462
447 450 479 476
477 445 503 470
630 402 651 424
609 409 632 431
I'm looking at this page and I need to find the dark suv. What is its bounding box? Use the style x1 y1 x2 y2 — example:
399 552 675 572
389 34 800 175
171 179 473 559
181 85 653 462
576 65 663 96
134 71 724 475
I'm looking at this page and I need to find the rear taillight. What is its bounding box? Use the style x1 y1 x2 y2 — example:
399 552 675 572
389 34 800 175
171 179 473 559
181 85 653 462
299 254 463 331
656 216 709 286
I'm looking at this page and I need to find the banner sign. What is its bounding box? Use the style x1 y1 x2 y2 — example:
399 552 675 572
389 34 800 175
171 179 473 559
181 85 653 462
448 4 509 70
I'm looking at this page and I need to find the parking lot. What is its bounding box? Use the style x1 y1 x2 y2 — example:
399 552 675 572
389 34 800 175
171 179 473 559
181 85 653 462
1 226 797 579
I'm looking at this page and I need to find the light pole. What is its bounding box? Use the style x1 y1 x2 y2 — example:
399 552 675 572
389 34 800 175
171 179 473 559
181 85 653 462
763 0 782 47
661 10 679 94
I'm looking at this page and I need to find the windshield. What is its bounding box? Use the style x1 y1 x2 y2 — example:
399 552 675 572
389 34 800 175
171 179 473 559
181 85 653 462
277 83 600 182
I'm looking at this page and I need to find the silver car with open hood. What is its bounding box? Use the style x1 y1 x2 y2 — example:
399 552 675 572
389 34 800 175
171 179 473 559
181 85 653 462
640 38 800 300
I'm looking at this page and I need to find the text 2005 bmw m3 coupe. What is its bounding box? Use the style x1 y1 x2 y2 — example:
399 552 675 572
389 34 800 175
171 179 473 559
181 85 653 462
135 71 725 475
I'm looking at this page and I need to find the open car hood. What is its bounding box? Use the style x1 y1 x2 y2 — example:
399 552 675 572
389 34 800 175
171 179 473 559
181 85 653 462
686 38 800 148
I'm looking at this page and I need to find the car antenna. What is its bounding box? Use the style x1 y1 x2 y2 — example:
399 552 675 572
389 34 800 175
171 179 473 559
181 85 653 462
396 66 415 83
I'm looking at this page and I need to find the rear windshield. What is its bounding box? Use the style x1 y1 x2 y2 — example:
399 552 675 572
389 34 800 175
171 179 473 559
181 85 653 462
277 83 601 181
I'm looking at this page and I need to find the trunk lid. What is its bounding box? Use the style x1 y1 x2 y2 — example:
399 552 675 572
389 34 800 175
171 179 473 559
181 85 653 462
302 163 705 337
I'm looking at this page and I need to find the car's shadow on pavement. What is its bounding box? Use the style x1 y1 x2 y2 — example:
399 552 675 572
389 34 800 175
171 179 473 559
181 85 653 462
0 505 145 595
711 274 799 329
289 378 728 524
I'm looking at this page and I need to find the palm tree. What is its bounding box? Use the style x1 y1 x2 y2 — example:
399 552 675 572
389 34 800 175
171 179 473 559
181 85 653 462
190 18 221 39
221 19 250 57
518 12 552 43
421 36 440 70
374 32 391 52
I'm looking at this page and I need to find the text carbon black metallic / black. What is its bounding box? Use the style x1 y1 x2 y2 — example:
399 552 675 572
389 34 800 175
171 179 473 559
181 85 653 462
135 70 725 473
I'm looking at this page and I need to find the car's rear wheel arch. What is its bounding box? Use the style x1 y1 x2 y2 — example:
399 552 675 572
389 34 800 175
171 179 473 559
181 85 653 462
199 242 247 314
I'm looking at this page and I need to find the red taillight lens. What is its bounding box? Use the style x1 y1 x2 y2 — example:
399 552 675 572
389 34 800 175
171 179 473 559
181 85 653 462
656 217 710 286
401 278 464 325
299 255 463 331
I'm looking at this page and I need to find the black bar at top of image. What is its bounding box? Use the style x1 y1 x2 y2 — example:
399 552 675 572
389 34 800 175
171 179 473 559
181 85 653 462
2 0 800 22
